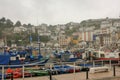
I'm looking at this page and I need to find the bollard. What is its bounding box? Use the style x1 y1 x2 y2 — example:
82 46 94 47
22 65 25 80
113 65 116 76
2 66 4 80
101 60 104 66
109 60 112 69
11 73 13 80
73 62 76 80
49 70 52 80
86 68 89 80
93 61 95 67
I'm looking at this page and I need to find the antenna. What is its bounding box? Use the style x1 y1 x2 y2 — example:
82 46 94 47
119 12 120 18
37 18 38 26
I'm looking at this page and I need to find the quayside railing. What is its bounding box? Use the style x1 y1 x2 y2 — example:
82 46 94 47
0 60 119 80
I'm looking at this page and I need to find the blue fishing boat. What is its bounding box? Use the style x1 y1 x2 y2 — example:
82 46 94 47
0 33 49 66
52 65 75 74
78 62 102 71
53 50 78 62
0 47 49 66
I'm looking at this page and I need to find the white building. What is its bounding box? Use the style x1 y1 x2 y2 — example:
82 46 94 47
94 29 100 35
101 20 112 28
113 21 120 27
0 39 4 47
79 27 84 32
40 23 48 31
38 30 51 36
98 19 120 46
31 27 36 33
14 26 27 33
55 24 66 32
51 35 58 41
85 26 95 31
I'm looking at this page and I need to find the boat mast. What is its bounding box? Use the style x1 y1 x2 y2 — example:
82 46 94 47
36 17 41 55
3 36 7 53
38 35 41 55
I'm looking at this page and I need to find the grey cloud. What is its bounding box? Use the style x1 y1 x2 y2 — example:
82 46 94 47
0 0 120 25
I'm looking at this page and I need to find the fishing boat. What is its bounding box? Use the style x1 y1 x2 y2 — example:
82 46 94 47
51 65 80 74
52 65 69 74
53 50 78 62
82 48 120 61
6 68 32 79
65 64 81 73
0 47 49 66
27 69 49 76
0 34 50 66
94 48 120 61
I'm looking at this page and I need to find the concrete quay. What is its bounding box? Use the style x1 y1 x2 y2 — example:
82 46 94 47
13 66 120 80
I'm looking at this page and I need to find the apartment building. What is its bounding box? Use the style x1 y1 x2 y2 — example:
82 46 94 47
58 35 71 48
99 19 112 46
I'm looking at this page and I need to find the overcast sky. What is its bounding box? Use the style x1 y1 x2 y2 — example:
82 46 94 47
0 0 120 25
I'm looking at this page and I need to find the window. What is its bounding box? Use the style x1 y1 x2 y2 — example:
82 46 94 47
100 54 105 58
20 54 25 58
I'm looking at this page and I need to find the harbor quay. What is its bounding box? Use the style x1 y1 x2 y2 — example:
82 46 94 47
13 66 120 80
0 46 120 80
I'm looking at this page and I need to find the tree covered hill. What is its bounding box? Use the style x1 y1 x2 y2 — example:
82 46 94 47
0 17 120 46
